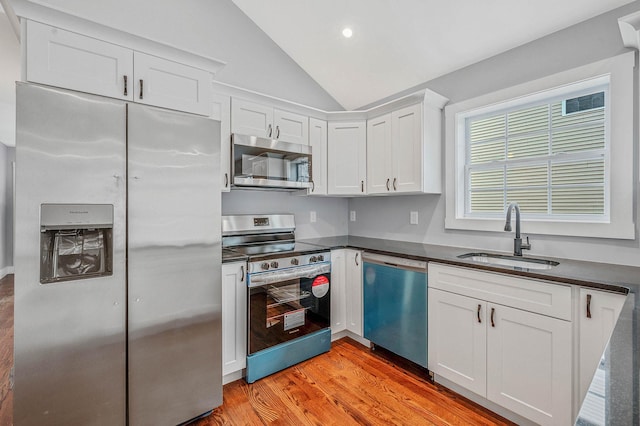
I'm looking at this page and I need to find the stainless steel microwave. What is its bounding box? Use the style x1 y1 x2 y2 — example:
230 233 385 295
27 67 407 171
231 134 312 190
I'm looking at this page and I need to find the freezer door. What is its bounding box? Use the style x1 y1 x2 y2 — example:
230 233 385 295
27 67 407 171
127 103 222 425
14 83 127 425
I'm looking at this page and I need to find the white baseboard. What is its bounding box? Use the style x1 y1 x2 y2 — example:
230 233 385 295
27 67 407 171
223 369 244 385
0 266 14 279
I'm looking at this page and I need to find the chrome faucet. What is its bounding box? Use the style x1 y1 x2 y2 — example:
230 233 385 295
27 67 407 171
504 202 531 256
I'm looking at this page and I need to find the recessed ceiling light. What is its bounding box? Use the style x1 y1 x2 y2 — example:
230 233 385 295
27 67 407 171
342 27 353 38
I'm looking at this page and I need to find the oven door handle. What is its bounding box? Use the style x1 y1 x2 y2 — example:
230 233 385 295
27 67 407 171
248 263 331 287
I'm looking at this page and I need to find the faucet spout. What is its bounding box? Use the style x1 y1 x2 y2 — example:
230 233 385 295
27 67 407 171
505 202 530 256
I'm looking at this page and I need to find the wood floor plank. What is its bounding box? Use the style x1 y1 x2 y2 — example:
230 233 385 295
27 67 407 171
0 274 14 426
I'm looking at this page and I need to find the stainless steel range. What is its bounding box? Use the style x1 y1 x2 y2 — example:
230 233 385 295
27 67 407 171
222 214 331 383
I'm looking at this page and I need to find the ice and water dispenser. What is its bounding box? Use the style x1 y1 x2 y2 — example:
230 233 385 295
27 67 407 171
40 204 113 283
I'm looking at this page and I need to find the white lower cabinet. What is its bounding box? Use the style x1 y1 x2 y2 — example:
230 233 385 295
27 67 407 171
428 263 572 426
330 249 363 337
345 249 363 336
330 250 347 334
221 262 247 377
486 303 572 425
429 289 487 396
577 288 626 406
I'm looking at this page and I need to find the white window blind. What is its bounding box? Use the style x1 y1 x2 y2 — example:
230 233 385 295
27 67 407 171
464 80 608 221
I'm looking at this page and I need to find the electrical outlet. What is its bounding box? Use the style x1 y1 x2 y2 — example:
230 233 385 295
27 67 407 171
350 211 356 222
410 211 419 225
310 211 317 223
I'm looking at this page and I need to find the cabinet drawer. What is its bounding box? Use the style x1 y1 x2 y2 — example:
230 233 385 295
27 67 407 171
429 263 571 320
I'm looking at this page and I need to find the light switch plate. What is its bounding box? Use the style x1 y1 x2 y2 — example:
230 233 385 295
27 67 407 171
350 211 356 222
310 211 317 223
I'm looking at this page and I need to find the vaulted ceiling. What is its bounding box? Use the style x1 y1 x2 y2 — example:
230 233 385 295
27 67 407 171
232 0 636 110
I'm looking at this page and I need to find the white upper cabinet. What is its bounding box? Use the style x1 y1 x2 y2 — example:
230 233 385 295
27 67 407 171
231 98 309 145
308 118 328 195
133 52 212 116
366 102 437 195
327 121 367 195
231 98 273 138
27 20 133 101
273 108 309 145
212 93 231 192
26 21 213 115
366 113 393 194
392 104 423 193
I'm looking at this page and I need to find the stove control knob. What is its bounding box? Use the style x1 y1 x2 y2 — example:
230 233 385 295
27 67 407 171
317 254 324 262
261 262 270 270
309 256 318 263
290 258 299 266
270 261 279 269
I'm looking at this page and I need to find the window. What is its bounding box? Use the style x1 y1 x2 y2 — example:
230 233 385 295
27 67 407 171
464 79 608 222
445 53 634 240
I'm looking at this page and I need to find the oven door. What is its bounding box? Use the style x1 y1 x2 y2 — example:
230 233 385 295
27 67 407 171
248 263 330 354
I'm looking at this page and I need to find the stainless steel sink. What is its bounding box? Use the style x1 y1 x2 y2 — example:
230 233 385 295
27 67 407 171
458 252 559 270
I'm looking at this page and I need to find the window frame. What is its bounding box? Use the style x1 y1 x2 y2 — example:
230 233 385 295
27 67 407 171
445 52 635 240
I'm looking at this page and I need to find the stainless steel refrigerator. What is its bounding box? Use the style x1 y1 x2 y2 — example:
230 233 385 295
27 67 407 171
13 82 222 425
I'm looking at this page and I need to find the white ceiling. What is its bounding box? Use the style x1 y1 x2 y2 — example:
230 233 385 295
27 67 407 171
232 0 636 110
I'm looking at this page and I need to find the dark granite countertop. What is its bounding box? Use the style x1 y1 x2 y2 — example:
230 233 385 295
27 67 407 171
298 235 640 425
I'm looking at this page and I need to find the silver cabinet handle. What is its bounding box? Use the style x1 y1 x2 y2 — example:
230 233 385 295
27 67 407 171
386 178 390 191
275 125 280 139
477 304 481 323
123 75 128 96
490 307 495 327
240 265 245 282
361 181 364 193
139 79 144 99
267 124 273 138
355 252 359 266
586 294 592 319
311 180 315 192
224 173 229 188
393 177 397 191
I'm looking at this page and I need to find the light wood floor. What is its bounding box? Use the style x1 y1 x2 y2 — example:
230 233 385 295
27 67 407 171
0 274 512 425
0 274 14 426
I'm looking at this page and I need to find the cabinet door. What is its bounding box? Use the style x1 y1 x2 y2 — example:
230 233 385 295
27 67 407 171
212 93 231 192
366 114 393 194
221 262 247 376
487 304 572 426
428 289 487 396
327 121 367 195
330 250 347 334
309 118 328 196
578 289 626 405
134 52 212 116
231 98 273 138
345 250 363 336
274 109 309 145
26 20 133 100
392 103 423 193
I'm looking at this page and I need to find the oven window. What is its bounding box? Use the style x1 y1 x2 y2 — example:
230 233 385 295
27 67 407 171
249 275 330 354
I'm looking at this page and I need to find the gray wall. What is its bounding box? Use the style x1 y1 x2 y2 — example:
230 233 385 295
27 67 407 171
349 2 640 267
222 191 348 239
0 144 14 275
14 0 342 110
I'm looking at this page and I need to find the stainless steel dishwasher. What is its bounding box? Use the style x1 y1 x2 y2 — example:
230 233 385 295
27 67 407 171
363 252 428 367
